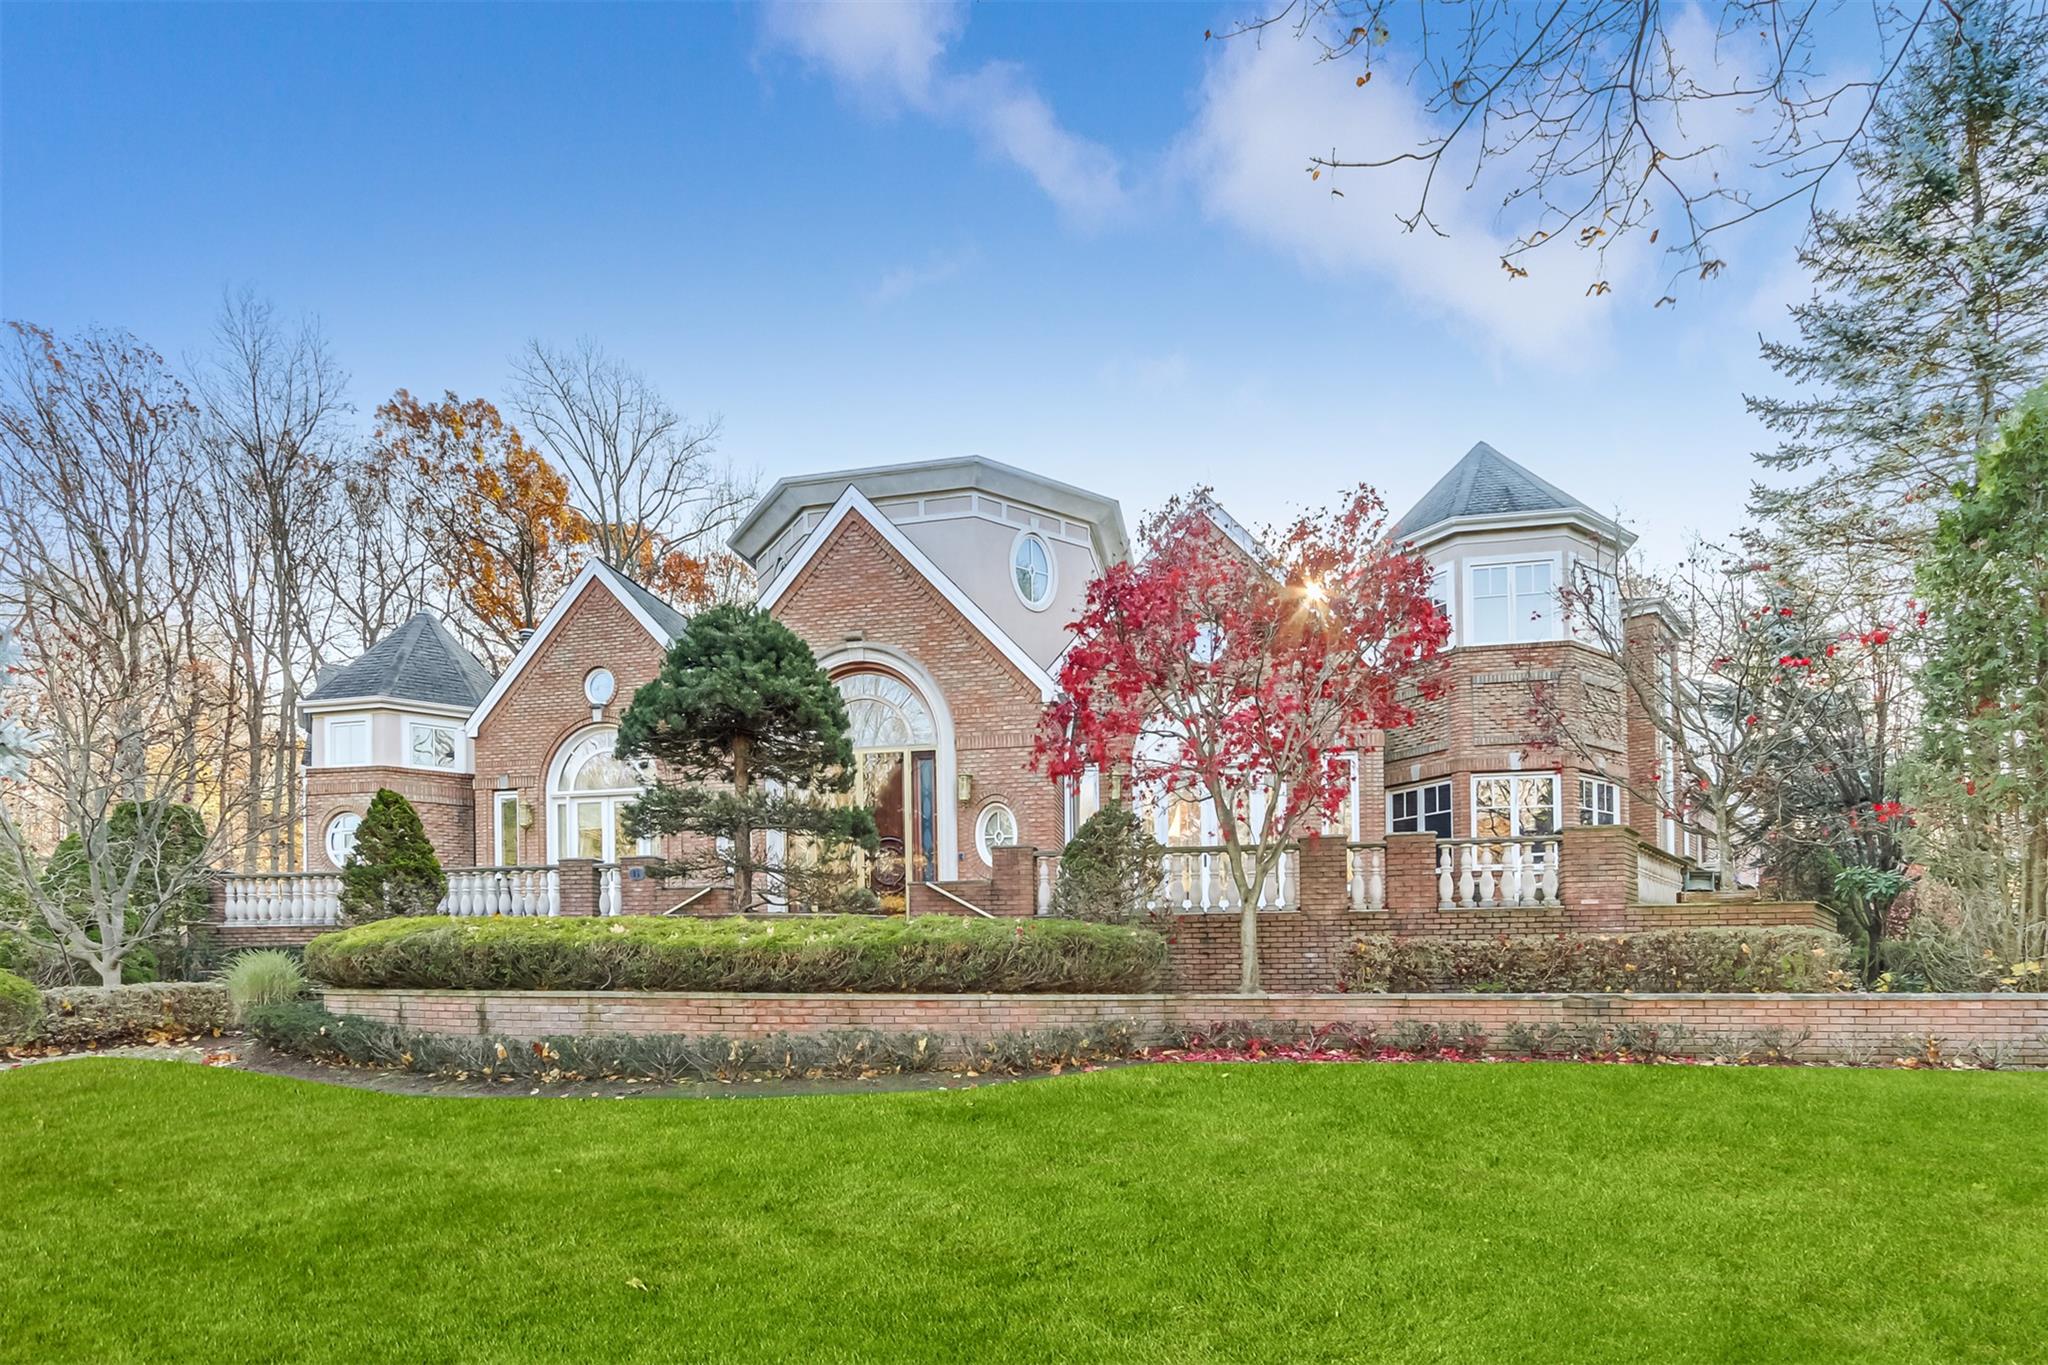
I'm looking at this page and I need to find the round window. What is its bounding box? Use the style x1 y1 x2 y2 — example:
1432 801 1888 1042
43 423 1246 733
1011 531 1054 610
584 668 617 707
325 812 361 866
974 802 1018 867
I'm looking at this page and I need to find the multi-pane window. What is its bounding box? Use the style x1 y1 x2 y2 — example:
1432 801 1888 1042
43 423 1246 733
325 718 369 767
1388 780 1453 838
1468 561 1555 644
1472 774 1558 839
407 720 460 769
1578 777 1618 826
494 792 519 865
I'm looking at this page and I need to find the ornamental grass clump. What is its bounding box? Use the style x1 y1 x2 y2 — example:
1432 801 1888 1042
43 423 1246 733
1345 927 1853 994
303 914 1169 994
224 950 307 1020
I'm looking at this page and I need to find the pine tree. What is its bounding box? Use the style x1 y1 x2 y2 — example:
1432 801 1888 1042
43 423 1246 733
1915 383 2048 938
1749 0 2048 557
616 605 877 912
338 789 447 924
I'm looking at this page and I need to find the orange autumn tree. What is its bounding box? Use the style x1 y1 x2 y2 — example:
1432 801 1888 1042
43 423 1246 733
372 390 589 656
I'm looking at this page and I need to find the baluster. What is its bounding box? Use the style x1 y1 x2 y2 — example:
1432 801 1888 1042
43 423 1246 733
250 879 267 925
1348 849 1365 911
319 876 336 924
545 868 561 917
1540 841 1560 904
1504 842 1525 906
1456 845 1476 908
1437 846 1454 909
1369 847 1385 912
1037 857 1054 914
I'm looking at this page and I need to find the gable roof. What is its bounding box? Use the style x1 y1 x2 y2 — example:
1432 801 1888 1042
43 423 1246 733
464 558 689 737
756 486 1058 699
1393 441 1621 543
306 611 494 710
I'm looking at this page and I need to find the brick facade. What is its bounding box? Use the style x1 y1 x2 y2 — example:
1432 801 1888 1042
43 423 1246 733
304 765 475 872
319 986 2048 1065
772 509 1064 878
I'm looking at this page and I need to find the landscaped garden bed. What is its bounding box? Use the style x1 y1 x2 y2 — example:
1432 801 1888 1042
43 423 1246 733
1344 926 1852 993
303 913 1168 994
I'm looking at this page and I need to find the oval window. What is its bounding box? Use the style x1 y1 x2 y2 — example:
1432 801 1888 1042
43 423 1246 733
1012 532 1054 609
975 802 1018 867
584 668 617 707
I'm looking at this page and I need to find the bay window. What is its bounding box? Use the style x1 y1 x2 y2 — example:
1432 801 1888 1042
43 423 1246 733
1468 560 1556 644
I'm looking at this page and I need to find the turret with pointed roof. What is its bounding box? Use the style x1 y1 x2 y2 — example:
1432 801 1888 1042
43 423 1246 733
306 611 495 711
1394 441 1632 551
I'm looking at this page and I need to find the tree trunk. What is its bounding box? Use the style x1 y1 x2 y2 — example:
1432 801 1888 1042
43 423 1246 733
731 734 752 913
1238 899 1260 994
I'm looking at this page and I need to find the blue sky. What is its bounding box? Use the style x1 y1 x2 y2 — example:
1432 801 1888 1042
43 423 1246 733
1 2 1826 560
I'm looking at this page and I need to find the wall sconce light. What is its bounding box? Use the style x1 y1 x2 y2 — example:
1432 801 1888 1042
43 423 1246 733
956 773 973 805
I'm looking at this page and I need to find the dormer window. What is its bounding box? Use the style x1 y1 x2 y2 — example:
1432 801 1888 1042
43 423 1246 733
1012 530 1055 610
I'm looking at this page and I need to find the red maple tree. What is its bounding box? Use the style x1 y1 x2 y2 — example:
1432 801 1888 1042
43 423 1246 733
1035 487 1449 991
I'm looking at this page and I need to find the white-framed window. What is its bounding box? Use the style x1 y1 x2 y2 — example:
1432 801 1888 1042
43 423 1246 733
1472 774 1559 839
583 668 617 707
1389 780 1453 838
1578 777 1618 826
547 727 653 863
406 719 460 770
494 791 520 865
1468 560 1556 644
324 812 361 865
324 718 369 767
1065 765 1102 838
1428 565 1454 645
974 802 1018 867
1323 752 1361 839
1011 529 1055 610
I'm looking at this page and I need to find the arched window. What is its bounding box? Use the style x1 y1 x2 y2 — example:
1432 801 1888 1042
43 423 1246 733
834 670 941 893
1012 530 1054 609
547 727 650 862
839 672 937 748
325 812 361 866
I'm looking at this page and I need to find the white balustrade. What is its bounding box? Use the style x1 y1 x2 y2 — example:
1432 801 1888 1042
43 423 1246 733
1143 846 1296 914
438 866 560 918
1435 839 1563 910
1347 844 1386 912
598 864 622 917
1035 854 1058 915
219 873 341 926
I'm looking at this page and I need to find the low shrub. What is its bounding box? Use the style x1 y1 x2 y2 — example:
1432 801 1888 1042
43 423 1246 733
303 914 1169 994
1054 802 1165 924
1344 927 1854 994
33 982 231 1049
245 1001 1146 1081
0 968 43 1045
224 950 308 1019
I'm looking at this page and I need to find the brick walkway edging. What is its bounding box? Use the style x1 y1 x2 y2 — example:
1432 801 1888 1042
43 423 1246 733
318 989 2048 1065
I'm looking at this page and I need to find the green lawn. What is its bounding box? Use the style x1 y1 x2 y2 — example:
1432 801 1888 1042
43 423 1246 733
3 1061 2045 1363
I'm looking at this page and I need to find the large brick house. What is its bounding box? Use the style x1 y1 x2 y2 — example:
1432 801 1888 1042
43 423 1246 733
288 443 1691 908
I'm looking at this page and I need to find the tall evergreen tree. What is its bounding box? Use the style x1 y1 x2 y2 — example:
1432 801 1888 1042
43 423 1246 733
337 790 446 924
1749 0 2048 557
1915 384 2048 937
616 605 876 912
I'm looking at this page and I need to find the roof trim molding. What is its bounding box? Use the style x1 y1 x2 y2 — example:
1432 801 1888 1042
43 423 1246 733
1400 507 1636 553
302 695 476 719
756 487 1058 700
464 560 681 738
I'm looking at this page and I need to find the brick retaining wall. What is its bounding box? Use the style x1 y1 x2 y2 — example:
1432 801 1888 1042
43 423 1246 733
319 988 2048 1065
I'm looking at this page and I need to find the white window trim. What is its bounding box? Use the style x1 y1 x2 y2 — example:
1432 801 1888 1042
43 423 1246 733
1464 552 1564 645
324 718 369 768
324 811 361 865
1429 565 1456 649
1387 779 1454 838
1469 773 1563 839
493 791 519 865
1324 752 1361 839
1010 527 1057 612
1578 776 1619 826
404 718 462 771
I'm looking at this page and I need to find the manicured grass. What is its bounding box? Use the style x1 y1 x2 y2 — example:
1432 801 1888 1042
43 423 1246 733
3 1062 2046 1362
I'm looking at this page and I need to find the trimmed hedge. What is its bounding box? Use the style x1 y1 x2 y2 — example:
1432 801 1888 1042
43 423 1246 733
246 1001 1143 1080
32 983 231 1048
1345 928 1854 994
303 914 1169 994
0 969 43 1045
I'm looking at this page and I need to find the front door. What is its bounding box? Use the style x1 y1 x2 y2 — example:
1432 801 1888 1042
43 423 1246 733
852 746 938 905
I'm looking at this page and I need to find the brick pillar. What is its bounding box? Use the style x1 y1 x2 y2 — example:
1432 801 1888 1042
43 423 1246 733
1296 835 1348 919
555 858 598 917
617 855 665 916
1623 603 1679 845
991 844 1043 917
1355 731 1387 841
1560 824 1636 920
1384 833 1441 911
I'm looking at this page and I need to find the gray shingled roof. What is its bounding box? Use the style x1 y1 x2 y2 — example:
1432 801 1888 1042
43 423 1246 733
306 611 495 709
609 568 691 641
1392 441 1598 538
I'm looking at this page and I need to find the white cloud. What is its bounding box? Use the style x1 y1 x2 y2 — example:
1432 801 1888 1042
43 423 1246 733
1173 33 1648 361
760 1 1129 226
869 245 979 305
